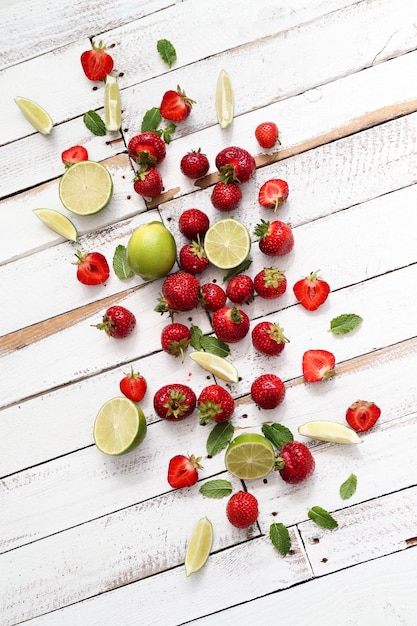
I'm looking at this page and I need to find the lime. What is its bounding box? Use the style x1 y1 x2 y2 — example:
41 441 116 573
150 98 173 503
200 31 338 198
216 69 234 129
59 161 113 215
185 517 213 577
189 351 239 383
14 96 53 135
33 208 78 241
298 421 363 444
127 221 177 280
104 75 121 132
225 433 276 480
93 397 147 456
204 218 251 269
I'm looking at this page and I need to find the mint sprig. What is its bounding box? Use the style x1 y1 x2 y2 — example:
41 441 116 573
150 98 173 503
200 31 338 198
262 423 293 450
308 506 338 529
199 479 233 499
269 522 291 555
339 473 357 500
157 39 177 67
190 325 230 357
206 422 234 456
328 313 363 335
112 245 134 279
83 110 106 136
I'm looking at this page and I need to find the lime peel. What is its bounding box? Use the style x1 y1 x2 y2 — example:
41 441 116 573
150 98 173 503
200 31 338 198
189 351 238 383
185 517 213 577
298 420 363 444
93 397 147 455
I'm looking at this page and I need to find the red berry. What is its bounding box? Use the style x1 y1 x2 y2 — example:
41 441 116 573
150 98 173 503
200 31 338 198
276 441 315 484
119 368 147 402
251 321 289 356
95 305 136 339
153 384 196 421
80 41 114 81
253 267 287 299
345 400 381 432
293 270 330 311
197 384 235 425
179 240 209 275
215 146 256 183
178 208 210 240
211 182 242 211
167 454 202 489
302 349 336 382
255 122 279 149
258 179 289 211
61 145 88 167
155 272 200 319
160 86 195 121
161 323 191 362
254 219 294 256
199 282 227 312
180 149 210 178
128 131 166 166
226 274 254 304
212 306 250 343
133 167 163 198
251 374 286 409
226 491 259 528
74 250 110 285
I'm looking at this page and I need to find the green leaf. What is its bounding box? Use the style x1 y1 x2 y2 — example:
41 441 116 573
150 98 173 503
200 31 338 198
262 423 294 450
157 38 177 67
222 257 253 282
328 313 363 335
339 473 357 500
160 122 176 144
269 523 291 556
200 335 230 357
190 325 203 350
112 245 134 279
206 422 234 456
83 110 106 136
141 107 162 132
308 506 338 529
199 479 233 499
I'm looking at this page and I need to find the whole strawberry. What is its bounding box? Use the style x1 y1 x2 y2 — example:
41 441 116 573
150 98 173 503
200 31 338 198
155 271 200 319
197 384 235 425
258 179 289 211
255 219 294 256
254 267 287 299
251 374 286 409
119 368 147 402
226 274 254 304
153 383 196 421
200 282 227 312
128 131 166 166
276 441 315 484
95 305 136 338
345 400 381 432
161 323 191 362
255 121 280 149
168 454 202 488
160 85 195 121
211 182 242 211
133 166 163 199
226 491 259 528
251 321 289 356
179 208 210 240
293 270 330 311
179 239 209 275
80 40 114 81
180 149 210 179
215 146 256 184
212 306 250 343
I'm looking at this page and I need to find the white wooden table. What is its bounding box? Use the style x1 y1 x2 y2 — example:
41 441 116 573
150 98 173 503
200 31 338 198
1 1 417 624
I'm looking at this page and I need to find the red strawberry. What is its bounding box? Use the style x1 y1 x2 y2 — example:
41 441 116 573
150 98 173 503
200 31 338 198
133 167 163 198
212 306 250 343
254 219 294 256
251 374 286 410
200 282 227 312
254 267 287 299
179 239 209 275
128 131 166 166
211 182 242 211
119 368 147 402
215 146 256 184
167 454 202 489
302 349 335 382
276 441 315 484
180 149 210 179
160 86 195 121
345 400 381 432
258 179 289 211
153 383 196 421
251 321 289 356
226 274 254 304
155 272 200 319
161 323 191 362
178 208 210 240
255 122 280 149
61 145 88 167
95 305 136 338
197 384 235 425
80 40 114 81
74 250 110 285
226 491 259 528
293 270 330 311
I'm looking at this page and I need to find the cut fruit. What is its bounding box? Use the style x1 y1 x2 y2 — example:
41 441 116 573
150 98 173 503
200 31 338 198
216 69 234 129
59 160 113 215
93 397 147 455
204 218 251 269
185 517 213 577
225 433 276 480
33 208 78 241
104 75 121 132
189 351 239 383
14 96 53 135
298 420 363 444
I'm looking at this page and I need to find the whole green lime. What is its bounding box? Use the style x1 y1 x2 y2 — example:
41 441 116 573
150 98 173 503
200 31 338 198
127 221 177 280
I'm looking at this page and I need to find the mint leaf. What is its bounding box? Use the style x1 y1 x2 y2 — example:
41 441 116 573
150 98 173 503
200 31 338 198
199 479 233 499
190 325 203 350
270 523 291 555
262 423 293 450
141 107 162 132
206 422 234 456
160 122 176 144
223 257 252 282
83 110 106 136
157 39 177 67
308 506 338 529
339 473 357 500
112 245 134 279
329 313 363 335
200 335 230 357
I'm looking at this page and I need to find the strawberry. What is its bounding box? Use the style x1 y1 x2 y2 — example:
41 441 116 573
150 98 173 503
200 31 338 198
178 208 210 240
167 454 202 489
161 323 191 362
258 179 289 211
251 321 289 356
255 122 280 149
95 305 136 338
226 274 254 304
200 282 227 312
250 373 286 410
215 146 256 184
119 368 147 402
345 400 381 432
160 85 195 121
212 306 250 343
197 384 235 425
276 441 315 484
302 349 335 382
73 250 110 285
211 182 242 211
293 270 330 311
253 267 287 299
180 149 210 179
133 167 163 198
128 131 166 166
226 491 259 528
153 383 196 421
254 219 294 256
155 272 200 319
179 239 209 275
61 145 88 167
80 40 114 81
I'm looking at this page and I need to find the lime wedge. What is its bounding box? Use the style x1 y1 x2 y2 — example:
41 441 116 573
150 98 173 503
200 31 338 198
189 351 238 383
225 433 276 480
104 75 121 132
59 160 113 215
204 218 251 269
216 69 234 129
93 397 147 456
14 96 53 135
298 420 363 444
185 517 213 577
33 208 78 241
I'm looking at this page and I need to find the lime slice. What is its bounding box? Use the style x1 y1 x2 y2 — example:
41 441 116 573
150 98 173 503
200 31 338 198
298 420 363 444
93 397 147 455
104 75 121 132
185 517 213 577
14 96 53 135
216 69 234 129
189 351 239 383
33 208 78 241
59 160 113 215
225 433 276 480
204 218 251 269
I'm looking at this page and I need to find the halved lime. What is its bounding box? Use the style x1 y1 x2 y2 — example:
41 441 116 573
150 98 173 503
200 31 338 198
93 397 147 455
225 433 276 480
59 160 113 215
185 517 213 577
189 351 239 383
33 208 78 241
216 69 234 129
14 96 53 135
104 75 121 132
298 420 363 444
204 218 251 269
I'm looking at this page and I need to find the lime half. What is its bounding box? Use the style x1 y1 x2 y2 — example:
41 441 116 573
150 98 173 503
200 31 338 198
216 69 234 129
59 160 113 215
225 433 275 480
189 351 238 383
33 208 78 241
104 75 121 132
298 420 363 444
93 397 147 455
185 517 213 577
204 218 251 269
14 96 53 135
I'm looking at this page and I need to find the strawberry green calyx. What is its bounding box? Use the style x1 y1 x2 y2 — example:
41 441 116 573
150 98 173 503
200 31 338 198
163 389 192 419
254 219 271 239
198 400 223 425
190 238 207 260
177 85 196 108
167 337 191 363
188 454 204 470
230 306 243 324
267 322 289 345
154 295 175 321
263 267 285 288
92 40 108 51
123 366 142 380
218 163 240 184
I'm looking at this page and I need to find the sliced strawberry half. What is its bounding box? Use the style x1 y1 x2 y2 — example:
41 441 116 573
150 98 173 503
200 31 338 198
302 349 335 382
345 400 381 432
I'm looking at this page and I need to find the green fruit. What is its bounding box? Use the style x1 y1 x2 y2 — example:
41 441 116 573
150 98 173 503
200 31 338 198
127 221 177 280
